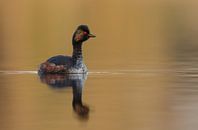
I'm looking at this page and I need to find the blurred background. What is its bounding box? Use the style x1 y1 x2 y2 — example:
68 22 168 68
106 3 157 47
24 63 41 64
1 0 198 130
0 0 197 70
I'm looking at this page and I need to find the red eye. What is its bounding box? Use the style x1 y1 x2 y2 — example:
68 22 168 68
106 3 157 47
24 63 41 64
83 32 88 35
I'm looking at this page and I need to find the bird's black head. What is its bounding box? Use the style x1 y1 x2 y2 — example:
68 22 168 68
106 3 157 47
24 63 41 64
72 25 96 44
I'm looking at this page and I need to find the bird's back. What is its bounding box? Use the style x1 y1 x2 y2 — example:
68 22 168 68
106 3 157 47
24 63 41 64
47 55 72 65
39 55 87 74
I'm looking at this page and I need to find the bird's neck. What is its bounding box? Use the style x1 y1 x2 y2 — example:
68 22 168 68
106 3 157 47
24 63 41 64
72 42 83 62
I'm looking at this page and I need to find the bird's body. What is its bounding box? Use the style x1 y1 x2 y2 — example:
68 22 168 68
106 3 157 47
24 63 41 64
47 55 71 65
38 25 95 74
40 55 87 74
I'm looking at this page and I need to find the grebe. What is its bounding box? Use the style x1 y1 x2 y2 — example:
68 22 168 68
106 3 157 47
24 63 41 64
38 25 95 74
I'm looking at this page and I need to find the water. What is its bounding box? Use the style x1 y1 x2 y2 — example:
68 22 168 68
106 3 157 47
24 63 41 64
1 0 198 130
1 64 198 130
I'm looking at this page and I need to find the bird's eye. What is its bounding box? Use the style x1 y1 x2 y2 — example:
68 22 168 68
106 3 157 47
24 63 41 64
83 31 88 35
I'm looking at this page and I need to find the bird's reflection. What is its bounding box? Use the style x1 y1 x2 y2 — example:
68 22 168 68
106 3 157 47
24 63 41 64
39 73 89 120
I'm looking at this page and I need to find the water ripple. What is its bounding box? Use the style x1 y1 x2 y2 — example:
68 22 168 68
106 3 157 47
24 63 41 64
0 69 198 77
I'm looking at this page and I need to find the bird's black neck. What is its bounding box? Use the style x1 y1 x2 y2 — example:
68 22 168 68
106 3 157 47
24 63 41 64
72 42 83 62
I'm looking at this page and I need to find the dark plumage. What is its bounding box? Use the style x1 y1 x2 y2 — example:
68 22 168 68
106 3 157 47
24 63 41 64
38 25 95 74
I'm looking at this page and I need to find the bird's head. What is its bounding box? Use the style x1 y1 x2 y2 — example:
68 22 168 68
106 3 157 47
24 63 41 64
72 25 96 44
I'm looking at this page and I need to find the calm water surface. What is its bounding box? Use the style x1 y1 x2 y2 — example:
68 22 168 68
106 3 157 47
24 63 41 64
1 0 198 130
1 52 198 130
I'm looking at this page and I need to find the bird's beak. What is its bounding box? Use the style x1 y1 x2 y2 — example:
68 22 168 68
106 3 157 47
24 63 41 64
88 33 96 38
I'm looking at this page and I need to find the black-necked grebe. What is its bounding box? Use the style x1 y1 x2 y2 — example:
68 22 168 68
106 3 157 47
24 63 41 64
38 25 95 74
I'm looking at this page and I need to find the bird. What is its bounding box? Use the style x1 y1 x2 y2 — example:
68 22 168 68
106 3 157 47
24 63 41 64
38 25 95 74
